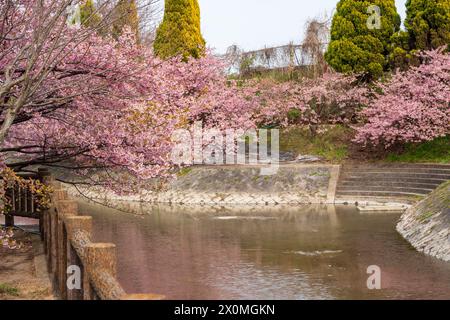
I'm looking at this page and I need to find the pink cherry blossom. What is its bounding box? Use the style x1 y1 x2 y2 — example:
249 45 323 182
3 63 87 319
0 1 258 192
354 48 450 148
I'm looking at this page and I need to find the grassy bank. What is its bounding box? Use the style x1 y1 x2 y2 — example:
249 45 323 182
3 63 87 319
279 125 352 162
279 126 449 164
386 137 450 164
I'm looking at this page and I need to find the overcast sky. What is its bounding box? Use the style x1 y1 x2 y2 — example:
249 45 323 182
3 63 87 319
198 0 408 53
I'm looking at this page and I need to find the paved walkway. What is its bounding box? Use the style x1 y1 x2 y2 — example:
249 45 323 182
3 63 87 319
0 220 54 300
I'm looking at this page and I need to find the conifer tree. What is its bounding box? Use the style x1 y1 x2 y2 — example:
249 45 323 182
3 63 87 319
405 0 450 50
154 0 205 59
112 0 140 41
80 0 101 28
325 0 401 78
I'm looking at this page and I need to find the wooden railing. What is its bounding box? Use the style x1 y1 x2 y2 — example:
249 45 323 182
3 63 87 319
6 169 164 300
2 171 44 227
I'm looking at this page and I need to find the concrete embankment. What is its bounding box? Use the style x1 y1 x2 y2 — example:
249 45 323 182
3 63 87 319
66 164 341 206
64 163 450 207
397 181 450 262
152 164 340 205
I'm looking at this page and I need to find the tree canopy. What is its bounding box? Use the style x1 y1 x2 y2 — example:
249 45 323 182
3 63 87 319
112 0 140 41
80 0 102 28
0 0 255 192
325 0 401 78
355 48 450 147
405 0 450 51
153 0 205 59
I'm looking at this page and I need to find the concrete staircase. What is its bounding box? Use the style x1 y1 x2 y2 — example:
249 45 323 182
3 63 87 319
335 163 450 204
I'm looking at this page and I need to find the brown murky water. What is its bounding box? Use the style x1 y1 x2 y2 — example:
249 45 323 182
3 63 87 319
79 202 450 300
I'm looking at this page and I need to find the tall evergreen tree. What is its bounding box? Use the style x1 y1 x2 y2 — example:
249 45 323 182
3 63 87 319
325 0 401 78
405 0 450 50
153 0 205 59
80 0 101 28
112 0 140 41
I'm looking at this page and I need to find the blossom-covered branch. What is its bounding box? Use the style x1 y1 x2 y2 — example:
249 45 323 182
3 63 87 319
354 48 450 148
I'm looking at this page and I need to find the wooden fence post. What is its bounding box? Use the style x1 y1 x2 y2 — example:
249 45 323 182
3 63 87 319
37 168 52 242
121 293 166 300
55 208 74 300
5 214 14 227
31 170 166 301
86 243 117 276
65 216 92 300
85 243 125 300
49 207 57 277
55 200 78 215
45 208 51 265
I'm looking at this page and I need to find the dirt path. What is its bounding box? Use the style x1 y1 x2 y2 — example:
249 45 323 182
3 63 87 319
0 229 54 300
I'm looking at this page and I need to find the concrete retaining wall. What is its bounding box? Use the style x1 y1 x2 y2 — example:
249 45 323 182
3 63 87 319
64 163 448 208
155 164 340 205
67 164 340 206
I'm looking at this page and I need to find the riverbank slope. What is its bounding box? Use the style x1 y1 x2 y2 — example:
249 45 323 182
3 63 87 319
397 181 450 262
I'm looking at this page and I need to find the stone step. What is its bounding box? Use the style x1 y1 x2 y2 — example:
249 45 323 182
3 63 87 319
335 190 427 198
337 186 433 195
338 177 446 185
335 196 419 205
342 164 450 170
339 182 441 189
340 168 450 175
335 164 448 204
340 171 450 178
339 173 450 180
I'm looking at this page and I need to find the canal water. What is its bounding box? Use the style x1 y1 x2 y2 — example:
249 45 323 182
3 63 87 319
79 202 450 300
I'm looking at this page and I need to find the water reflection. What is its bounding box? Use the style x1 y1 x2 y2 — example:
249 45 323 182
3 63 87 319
79 202 450 300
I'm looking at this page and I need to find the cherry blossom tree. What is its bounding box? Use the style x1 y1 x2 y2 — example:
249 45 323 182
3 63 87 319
0 1 258 192
248 72 370 131
354 48 450 148
0 0 115 144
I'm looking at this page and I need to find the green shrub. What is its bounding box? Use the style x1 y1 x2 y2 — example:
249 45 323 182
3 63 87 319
280 125 352 162
287 108 301 123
